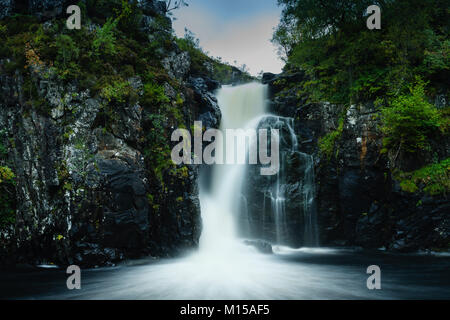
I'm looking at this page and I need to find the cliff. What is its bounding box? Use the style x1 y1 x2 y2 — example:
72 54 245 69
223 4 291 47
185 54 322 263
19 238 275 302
0 0 251 267
263 71 449 252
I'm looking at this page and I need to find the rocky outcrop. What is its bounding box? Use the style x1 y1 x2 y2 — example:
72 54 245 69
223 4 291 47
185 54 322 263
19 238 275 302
242 116 315 247
0 0 227 267
263 72 449 252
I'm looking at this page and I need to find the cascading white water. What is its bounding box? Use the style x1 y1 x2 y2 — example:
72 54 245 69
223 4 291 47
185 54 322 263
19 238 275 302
199 83 269 254
201 82 318 250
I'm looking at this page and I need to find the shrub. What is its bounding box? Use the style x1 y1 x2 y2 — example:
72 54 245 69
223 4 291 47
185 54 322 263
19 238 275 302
100 79 134 103
93 17 118 56
143 82 170 106
395 158 450 195
380 78 444 154
318 116 344 160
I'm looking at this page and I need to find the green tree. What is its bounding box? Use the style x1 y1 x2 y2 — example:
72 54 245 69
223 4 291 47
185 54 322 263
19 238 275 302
380 78 445 154
273 0 450 103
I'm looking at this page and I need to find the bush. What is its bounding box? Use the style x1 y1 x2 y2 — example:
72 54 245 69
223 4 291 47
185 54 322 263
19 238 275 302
100 79 135 103
318 116 344 160
396 158 450 195
93 17 118 56
380 78 445 154
143 82 170 106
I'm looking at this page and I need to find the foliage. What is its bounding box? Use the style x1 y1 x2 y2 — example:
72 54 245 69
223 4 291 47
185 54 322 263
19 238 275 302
318 116 344 160
93 17 118 56
273 0 450 104
0 130 15 229
165 0 189 13
144 114 174 184
55 34 79 68
143 82 170 106
101 79 135 103
0 165 15 229
395 158 450 195
380 78 445 154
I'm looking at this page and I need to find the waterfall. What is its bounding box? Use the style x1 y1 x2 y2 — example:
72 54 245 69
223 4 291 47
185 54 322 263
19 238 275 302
199 83 269 254
302 153 319 246
256 116 318 247
200 82 318 251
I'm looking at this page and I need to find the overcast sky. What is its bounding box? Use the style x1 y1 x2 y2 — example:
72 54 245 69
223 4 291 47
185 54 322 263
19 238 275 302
172 0 284 76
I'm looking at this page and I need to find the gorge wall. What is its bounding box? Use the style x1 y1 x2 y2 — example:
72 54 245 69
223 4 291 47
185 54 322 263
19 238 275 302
263 71 449 252
0 0 251 267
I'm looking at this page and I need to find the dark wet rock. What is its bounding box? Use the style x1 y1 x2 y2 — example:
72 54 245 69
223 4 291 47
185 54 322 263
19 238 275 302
261 72 277 84
162 51 191 82
0 0 13 20
241 116 316 247
265 70 449 252
28 0 65 19
189 77 222 129
0 23 203 266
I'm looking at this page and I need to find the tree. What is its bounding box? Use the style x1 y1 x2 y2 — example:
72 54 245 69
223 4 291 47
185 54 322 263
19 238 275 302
273 0 450 103
165 0 188 13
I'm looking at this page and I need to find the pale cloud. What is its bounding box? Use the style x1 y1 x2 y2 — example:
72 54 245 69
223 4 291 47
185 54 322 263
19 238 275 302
173 7 284 76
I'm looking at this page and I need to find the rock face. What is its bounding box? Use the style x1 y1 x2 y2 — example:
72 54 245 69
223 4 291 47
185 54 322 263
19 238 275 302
263 72 449 252
0 66 210 266
242 116 317 247
0 1 226 267
0 0 13 20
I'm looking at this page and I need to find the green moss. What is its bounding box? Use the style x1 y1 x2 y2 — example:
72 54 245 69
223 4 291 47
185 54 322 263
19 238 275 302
318 116 345 160
170 166 189 179
100 79 135 103
0 166 16 229
395 158 450 195
175 93 184 106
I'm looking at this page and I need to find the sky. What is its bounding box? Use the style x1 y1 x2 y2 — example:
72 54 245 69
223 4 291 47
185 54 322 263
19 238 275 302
172 0 285 76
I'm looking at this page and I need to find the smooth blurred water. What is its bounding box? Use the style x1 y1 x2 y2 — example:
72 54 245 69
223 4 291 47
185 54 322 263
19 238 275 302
1 248 449 299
